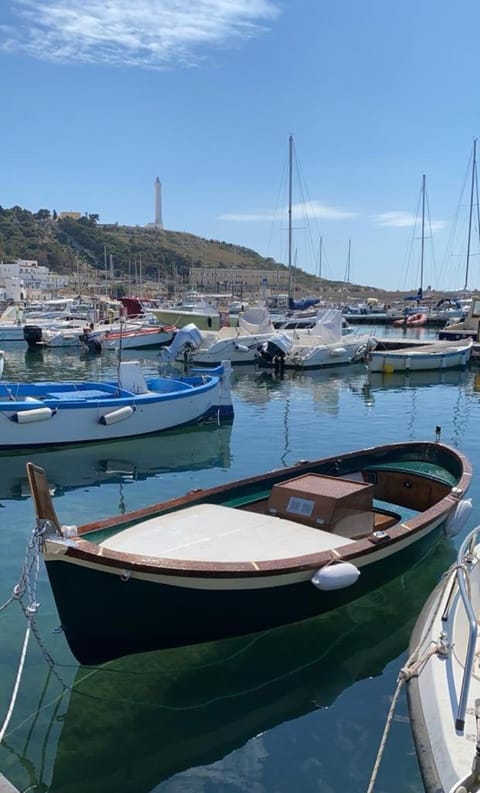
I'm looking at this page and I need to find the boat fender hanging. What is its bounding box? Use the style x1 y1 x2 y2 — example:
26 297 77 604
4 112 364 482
11 407 54 423
99 405 136 425
311 562 361 591
443 498 473 538
329 347 347 357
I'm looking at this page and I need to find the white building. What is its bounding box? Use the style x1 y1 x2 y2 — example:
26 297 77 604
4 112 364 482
0 259 69 299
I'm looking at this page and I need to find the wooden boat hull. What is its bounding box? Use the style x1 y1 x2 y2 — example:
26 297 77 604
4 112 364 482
46 515 447 665
31 441 471 665
46 541 456 793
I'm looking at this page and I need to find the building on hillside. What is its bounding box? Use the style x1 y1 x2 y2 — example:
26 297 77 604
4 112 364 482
0 259 69 300
189 266 289 295
59 211 82 220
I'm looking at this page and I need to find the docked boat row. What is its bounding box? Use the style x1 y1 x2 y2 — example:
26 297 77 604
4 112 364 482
159 307 377 369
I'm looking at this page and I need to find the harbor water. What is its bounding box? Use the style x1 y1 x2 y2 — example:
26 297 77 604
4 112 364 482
1 324 479 792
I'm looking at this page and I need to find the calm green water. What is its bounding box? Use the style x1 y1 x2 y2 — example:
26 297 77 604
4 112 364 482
0 333 479 793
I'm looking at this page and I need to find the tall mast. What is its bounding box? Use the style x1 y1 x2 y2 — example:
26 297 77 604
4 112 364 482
419 173 426 296
464 138 477 291
318 235 323 280
288 135 293 296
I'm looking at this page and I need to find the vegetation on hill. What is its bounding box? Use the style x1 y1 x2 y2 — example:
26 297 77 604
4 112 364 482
0 205 386 299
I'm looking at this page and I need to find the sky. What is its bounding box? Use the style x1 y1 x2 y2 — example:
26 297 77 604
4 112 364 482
1 0 480 293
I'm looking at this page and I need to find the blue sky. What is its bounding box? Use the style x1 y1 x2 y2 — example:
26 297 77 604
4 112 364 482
1 0 479 292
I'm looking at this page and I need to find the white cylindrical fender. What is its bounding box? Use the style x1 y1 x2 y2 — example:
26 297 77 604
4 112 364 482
99 405 135 425
329 347 347 357
443 498 473 538
13 407 54 423
311 561 361 591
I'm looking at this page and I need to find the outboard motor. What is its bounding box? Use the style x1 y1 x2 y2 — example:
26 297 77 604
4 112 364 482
159 323 204 363
23 325 43 348
256 331 293 373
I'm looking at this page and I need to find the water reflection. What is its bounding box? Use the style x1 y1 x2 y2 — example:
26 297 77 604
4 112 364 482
367 367 469 392
233 363 369 416
3 539 454 793
0 424 232 502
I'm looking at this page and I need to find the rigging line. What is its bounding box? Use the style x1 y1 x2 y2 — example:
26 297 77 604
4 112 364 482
292 142 324 274
438 151 471 290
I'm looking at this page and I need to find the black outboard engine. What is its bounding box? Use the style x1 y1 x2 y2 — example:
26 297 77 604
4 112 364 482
256 332 293 373
79 331 102 354
23 325 43 348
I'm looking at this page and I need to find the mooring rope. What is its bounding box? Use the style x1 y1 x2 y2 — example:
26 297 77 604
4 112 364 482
365 561 467 792
0 521 69 744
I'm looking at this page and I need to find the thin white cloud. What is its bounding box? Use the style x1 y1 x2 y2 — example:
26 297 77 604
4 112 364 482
0 0 281 68
374 211 446 231
221 200 356 222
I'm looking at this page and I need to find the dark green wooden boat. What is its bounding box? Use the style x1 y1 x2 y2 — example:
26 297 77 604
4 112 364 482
27 440 472 665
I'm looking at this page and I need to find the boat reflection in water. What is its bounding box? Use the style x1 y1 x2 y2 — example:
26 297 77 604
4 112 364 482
235 363 369 415
26 540 454 793
0 423 232 502
367 367 470 392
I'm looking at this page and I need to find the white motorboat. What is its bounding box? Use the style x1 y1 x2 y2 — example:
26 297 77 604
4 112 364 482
256 309 376 370
159 307 275 365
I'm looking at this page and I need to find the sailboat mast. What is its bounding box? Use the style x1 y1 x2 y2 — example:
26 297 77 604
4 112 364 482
464 138 477 292
288 135 293 297
420 173 426 296
318 235 323 280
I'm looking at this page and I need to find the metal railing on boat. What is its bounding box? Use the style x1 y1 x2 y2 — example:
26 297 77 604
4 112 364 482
443 526 480 731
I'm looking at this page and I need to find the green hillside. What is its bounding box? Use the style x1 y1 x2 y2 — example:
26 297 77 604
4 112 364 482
0 205 384 300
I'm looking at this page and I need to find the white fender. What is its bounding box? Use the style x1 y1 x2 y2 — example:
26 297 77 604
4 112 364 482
329 347 347 357
443 498 473 538
12 407 54 423
311 562 361 591
99 405 135 425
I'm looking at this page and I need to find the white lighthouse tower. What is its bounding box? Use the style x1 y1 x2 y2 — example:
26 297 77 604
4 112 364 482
154 176 163 228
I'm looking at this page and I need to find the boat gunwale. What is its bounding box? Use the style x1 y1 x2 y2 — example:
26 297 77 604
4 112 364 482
44 441 472 578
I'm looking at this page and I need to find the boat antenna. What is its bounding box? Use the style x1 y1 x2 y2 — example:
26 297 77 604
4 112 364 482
419 173 426 297
116 314 125 388
463 137 477 291
288 135 293 298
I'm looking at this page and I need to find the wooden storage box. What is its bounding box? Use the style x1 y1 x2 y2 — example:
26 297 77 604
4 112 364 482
266 473 375 535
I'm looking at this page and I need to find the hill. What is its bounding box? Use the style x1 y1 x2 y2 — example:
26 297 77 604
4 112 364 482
0 205 389 301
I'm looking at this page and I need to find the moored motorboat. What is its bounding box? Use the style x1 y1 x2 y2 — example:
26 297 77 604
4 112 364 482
256 308 376 370
406 523 480 793
27 439 471 664
159 306 275 365
0 360 233 448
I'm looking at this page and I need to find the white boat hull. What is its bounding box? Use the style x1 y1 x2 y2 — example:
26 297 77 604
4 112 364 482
0 363 233 448
407 528 480 793
368 341 472 373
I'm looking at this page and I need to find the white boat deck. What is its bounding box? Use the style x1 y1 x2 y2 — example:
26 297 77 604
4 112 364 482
99 503 353 562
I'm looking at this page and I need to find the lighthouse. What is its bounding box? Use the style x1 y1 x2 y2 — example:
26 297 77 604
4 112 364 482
154 176 163 228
